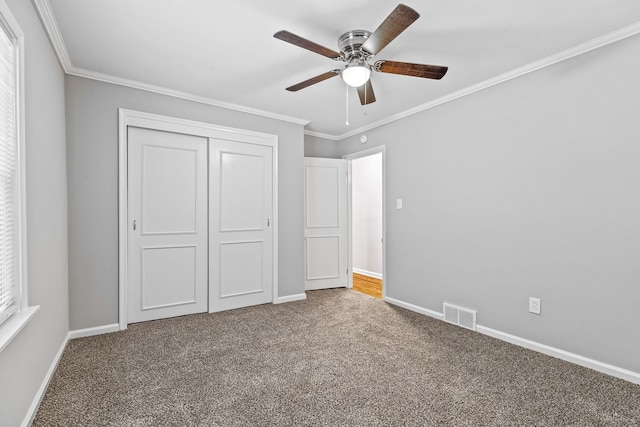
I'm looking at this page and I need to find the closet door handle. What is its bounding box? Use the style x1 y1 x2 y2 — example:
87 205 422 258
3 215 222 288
133 220 137 230
267 218 270 227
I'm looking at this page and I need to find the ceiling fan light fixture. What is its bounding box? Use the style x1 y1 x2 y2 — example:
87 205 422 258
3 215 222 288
341 63 371 87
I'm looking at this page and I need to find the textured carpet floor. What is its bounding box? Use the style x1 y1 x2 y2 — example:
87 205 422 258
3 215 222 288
34 289 640 426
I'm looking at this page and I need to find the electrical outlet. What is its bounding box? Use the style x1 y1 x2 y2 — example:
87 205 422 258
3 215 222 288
529 297 541 315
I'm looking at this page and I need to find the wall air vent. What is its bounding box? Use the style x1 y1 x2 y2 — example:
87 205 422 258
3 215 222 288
443 303 477 331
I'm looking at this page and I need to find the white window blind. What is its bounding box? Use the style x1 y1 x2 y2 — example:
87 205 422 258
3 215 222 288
0 19 17 326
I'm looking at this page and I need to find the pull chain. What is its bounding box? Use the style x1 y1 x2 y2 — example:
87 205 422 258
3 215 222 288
345 84 350 126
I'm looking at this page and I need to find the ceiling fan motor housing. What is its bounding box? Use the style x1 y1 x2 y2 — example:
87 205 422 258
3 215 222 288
338 30 372 64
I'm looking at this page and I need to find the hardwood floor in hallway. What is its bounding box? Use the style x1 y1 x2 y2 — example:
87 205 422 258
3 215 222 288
352 273 382 299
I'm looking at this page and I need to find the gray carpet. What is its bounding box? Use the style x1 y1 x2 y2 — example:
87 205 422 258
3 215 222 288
34 289 640 426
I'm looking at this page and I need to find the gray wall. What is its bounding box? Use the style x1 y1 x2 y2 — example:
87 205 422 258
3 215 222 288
336 34 640 373
304 134 339 158
66 76 305 330
0 0 69 425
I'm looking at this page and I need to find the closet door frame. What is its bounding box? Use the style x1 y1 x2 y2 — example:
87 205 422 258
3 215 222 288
117 108 279 330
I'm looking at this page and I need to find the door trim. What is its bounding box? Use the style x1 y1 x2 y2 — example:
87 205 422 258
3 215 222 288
118 108 279 330
343 145 386 299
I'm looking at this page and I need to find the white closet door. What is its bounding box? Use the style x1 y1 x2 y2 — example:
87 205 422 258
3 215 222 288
209 139 273 312
127 127 208 323
304 157 348 290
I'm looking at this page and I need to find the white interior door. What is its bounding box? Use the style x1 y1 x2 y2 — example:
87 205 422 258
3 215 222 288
209 139 273 312
304 157 348 290
127 127 208 323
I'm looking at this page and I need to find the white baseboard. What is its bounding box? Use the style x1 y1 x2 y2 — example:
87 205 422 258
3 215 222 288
383 296 640 385
274 293 307 304
476 325 640 385
353 268 383 280
21 332 70 427
21 323 122 426
68 323 121 339
383 296 443 321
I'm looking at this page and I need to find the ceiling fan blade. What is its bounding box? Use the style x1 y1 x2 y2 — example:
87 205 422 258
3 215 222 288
286 70 341 92
374 60 448 79
361 4 420 56
356 80 376 105
274 30 342 59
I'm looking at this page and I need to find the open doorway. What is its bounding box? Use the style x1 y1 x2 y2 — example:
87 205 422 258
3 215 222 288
345 147 385 299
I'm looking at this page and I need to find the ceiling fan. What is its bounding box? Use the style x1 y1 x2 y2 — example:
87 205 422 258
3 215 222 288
274 4 448 105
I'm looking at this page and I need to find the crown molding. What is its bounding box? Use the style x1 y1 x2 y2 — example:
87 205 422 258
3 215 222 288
330 20 640 141
32 0 640 137
31 0 309 126
67 66 310 125
303 130 341 141
32 0 72 72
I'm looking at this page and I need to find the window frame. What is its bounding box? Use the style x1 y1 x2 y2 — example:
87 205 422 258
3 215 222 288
0 0 37 353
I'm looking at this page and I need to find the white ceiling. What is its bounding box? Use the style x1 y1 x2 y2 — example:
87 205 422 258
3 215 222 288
41 0 640 139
